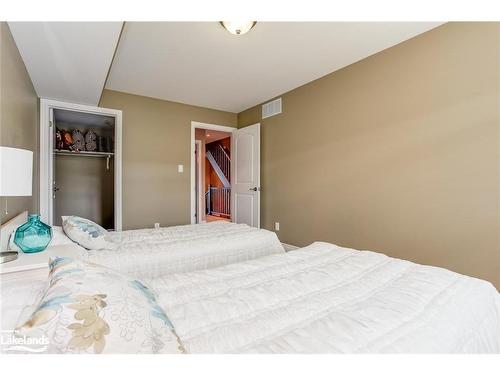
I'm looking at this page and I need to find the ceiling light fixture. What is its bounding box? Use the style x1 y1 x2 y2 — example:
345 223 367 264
220 21 256 35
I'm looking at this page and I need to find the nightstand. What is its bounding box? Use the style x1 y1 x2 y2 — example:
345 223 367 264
0 245 78 282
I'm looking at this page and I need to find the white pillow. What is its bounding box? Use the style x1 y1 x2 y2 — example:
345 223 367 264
15 257 186 354
61 216 111 250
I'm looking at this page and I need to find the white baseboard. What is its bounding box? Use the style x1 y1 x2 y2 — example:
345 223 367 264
281 243 299 252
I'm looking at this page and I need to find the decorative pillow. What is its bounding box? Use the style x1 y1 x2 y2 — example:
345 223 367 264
61 216 111 250
15 257 186 354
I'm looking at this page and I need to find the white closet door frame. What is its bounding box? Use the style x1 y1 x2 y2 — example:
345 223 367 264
39 98 123 231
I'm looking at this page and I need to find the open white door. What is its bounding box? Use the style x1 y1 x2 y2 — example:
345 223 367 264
231 123 260 227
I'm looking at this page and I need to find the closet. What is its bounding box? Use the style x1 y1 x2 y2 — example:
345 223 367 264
40 99 122 231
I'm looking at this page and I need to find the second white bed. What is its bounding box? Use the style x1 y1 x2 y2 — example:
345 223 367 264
147 242 500 354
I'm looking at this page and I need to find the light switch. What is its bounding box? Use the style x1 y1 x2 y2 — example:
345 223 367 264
178 164 184 173
275 222 280 231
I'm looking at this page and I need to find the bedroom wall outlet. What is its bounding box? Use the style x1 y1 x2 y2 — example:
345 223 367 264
275 222 280 231
178 164 184 173
154 223 160 229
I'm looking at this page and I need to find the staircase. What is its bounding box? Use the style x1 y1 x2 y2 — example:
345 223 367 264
206 143 231 217
206 144 230 188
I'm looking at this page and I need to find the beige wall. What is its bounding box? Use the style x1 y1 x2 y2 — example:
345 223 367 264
54 156 114 229
0 23 39 224
238 23 500 288
99 89 236 229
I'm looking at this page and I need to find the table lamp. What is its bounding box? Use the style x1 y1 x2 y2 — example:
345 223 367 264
0 146 33 263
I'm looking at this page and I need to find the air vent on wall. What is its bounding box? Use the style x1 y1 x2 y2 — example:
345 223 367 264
262 98 282 119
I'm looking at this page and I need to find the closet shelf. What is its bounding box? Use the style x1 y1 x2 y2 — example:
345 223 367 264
54 150 114 158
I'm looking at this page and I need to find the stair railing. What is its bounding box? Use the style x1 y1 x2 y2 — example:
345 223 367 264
206 186 230 217
207 144 230 182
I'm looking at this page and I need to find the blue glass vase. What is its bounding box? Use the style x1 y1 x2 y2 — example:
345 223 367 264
14 214 52 253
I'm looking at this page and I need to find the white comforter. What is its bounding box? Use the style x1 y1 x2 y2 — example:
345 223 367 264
81 222 284 279
0 277 47 331
148 242 500 353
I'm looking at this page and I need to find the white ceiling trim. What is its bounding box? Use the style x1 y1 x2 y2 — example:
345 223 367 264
106 22 443 113
8 22 123 106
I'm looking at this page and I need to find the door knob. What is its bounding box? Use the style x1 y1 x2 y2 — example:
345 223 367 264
249 187 257 191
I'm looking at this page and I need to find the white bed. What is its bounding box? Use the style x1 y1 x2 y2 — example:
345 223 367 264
147 242 500 353
80 221 284 279
2 212 284 279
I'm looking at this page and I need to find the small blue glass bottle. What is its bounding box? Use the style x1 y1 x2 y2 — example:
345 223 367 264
14 214 52 253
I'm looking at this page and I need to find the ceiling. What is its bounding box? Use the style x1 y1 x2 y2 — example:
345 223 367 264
8 22 122 105
9 22 442 112
106 22 442 112
205 130 231 144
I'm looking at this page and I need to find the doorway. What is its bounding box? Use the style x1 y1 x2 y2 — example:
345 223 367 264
191 122 234 224
190 121 261 227
204 131 231 223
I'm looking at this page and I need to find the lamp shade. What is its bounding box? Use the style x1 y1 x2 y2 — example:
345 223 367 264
0 146 33 196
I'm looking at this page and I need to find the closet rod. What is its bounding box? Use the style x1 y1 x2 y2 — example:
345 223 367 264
54 150 114 158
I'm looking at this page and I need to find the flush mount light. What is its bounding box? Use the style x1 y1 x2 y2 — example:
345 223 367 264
220 21 256 35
